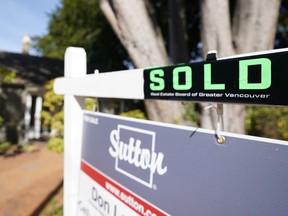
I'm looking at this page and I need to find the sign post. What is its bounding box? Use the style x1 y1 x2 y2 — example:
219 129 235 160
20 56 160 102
62 47 85 216
55 48 288 106
54 47 288 216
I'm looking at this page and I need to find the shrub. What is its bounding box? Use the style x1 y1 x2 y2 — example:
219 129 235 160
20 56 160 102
0 142 11 152
47 137 64 154
0 67 16 85
41 80 64 153
120 109 147 119
246 106 288 140
42 80 64 135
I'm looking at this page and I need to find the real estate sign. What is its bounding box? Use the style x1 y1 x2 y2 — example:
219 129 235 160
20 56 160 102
144 49 288 105
78 111 288 216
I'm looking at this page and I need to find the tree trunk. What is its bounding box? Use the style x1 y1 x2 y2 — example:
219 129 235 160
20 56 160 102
100 0 185 123
200 0 235 57
199 0 280 133
169 0 189 63
232 0 281 53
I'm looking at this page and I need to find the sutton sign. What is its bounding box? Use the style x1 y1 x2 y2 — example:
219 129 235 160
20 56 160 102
78 111 288 216
144 48 288 105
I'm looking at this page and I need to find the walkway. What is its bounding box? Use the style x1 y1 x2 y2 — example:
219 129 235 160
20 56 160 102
0 144 63 216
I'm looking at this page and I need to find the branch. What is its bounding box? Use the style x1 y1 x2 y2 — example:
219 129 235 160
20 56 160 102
100 0 122 40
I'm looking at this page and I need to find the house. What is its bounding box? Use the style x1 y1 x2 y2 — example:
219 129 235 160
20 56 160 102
0 50 106 145
0 52 65 144
0 50 141 145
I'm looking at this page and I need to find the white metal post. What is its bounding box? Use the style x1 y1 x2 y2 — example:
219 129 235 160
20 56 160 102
63 47 86 216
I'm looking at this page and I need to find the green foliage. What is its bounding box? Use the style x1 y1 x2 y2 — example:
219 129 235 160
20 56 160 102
0 142 24 156
0 142 11 152
22 144 38 153
43 80 64 113
51 109 64 137
246 106 288 140
33 0 127 70
120 109 147 119
41 110 52 130
42 80 64 134
47 137 64 154
40 199 63 216
183 102 199 126
85 98 98 111
0 116 3 126
41 79 64 153
0 66 16 85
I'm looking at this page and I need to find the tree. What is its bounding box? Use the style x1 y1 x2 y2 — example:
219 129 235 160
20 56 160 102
100 0 186 123
200 0 281 133
168 0 189 63
101 0 281 132
33 0 127 71
34 0 282 133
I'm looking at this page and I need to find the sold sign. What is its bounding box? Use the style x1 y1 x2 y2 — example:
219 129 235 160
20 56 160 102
143 48 288 106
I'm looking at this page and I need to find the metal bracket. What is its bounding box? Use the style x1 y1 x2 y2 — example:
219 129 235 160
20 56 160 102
206 50 225 144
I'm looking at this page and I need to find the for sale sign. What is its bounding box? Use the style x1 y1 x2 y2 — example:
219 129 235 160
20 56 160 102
78 111 288 216
144 48 288 105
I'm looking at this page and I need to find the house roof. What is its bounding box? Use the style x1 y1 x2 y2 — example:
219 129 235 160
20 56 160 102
0 52 102 85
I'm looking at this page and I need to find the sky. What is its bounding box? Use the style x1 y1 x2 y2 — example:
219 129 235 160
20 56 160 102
0 0 60 55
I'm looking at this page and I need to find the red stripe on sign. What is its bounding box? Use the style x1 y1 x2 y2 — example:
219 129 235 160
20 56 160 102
81 160 167 216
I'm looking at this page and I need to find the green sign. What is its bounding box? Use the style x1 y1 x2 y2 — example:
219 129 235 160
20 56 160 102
143 49 288 106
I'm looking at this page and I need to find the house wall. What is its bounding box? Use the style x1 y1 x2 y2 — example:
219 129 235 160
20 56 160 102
0 84 26 145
